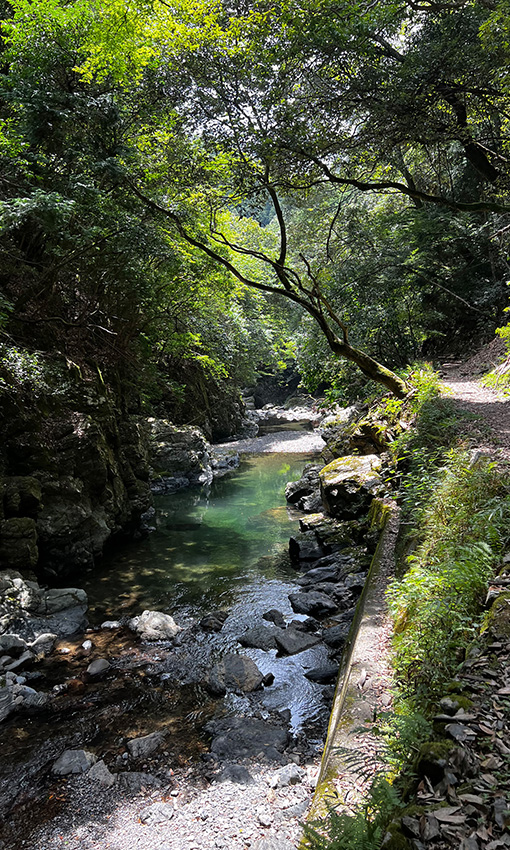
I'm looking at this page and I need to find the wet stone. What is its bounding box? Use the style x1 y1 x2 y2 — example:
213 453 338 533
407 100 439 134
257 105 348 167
288 591 338 618
274 628 321 656
205 653 264 696
52 749 97 776
86 658 110 676
262 609 286 628
127 731 165 760
304 664 339 684
237 625 280 651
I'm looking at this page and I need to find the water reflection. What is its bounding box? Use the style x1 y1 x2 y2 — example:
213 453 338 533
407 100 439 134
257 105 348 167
82 453 316 622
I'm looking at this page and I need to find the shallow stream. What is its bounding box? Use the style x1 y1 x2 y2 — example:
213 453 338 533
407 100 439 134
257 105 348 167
80 452 330 732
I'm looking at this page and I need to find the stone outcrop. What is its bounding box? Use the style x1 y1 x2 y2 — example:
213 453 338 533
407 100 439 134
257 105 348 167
147 419 213 491
0 360 152 576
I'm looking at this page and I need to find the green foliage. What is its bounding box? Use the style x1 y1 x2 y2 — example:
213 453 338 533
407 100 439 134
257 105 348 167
388 452 510 702
304 776 403 850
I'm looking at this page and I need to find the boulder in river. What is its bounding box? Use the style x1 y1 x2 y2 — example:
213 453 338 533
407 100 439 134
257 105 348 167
274 628 321 656
288 590 338 619
319 454 383 519
205 653 265 696
237 624 280 651
128 609 181 641
304 664 339 684
262 609 286 628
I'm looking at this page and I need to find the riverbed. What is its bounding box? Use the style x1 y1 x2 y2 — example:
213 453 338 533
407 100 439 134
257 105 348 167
0 441 336 849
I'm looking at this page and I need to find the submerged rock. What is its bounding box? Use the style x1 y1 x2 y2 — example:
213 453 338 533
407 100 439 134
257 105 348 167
127 731 166 760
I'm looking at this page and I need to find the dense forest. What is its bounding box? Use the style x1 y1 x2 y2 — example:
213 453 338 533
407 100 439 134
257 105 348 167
1 0 509 412
3 4 510 848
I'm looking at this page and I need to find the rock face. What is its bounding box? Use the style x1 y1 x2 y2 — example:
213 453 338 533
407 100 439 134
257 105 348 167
147 419 213 491
0 360 152 577
319 455 383 519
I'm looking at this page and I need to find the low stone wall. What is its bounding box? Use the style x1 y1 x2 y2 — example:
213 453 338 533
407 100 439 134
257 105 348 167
307 498 400 820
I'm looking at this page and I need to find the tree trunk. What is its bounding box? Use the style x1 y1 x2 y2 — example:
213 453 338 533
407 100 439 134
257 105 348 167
330 337 409 398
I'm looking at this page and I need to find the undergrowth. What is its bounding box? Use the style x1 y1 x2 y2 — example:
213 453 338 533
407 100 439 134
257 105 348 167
305 363 510 850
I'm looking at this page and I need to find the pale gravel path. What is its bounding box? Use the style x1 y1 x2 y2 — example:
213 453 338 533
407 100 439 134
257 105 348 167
441 342 510 461
30 761 319 850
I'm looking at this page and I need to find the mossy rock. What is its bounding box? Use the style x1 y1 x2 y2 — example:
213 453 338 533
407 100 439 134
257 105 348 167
481 591 510 638
382 822 412 850
414 739 455 785
319 454 383 520
0 517 38 569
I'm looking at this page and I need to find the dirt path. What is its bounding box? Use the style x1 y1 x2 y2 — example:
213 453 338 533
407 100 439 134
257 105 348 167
440 341 510 460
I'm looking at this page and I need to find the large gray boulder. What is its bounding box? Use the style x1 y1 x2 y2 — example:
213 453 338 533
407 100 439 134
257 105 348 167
52 749 97 776
0 570 88 643
127 731 165 759
207 716 289 761
274 628 321 656
288 591 338 619
319 455 383 519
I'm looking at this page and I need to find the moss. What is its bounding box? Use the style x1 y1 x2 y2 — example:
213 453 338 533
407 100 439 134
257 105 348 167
416 740 454 762
320 454 382 488
445 680 466 694
382 822 412 850
452 695 473 711
481 591 510 638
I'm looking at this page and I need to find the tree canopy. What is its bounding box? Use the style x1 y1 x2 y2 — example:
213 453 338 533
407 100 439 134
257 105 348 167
1 0 509 403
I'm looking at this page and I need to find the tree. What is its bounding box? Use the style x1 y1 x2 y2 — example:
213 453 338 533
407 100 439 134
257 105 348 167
3 0 509 400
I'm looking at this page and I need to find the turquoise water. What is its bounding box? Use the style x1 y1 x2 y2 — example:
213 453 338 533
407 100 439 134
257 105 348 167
82 453 315 623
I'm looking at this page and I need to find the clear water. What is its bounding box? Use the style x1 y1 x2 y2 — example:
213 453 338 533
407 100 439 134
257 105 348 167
82 453 315 623
79 451 332 731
